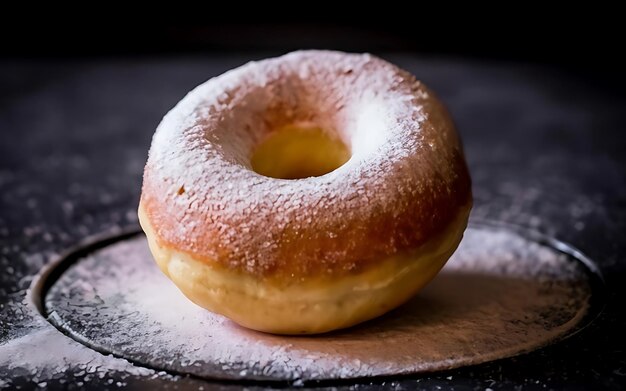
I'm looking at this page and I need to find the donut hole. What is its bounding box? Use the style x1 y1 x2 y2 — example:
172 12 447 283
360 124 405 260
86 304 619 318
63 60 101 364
250 123 351 179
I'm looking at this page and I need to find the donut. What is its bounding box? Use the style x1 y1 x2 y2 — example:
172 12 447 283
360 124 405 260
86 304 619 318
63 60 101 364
139 50 472 334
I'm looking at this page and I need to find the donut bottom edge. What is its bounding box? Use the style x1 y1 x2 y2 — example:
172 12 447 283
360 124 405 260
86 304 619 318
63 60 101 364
138 203 471 335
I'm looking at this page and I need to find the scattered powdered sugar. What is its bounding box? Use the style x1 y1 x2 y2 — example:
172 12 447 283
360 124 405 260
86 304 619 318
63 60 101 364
44 224 592 382
0 231 172 389
0 327 159 388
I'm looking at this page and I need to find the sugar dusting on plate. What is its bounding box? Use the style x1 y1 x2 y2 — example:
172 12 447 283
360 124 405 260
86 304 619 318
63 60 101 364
41 224 592 382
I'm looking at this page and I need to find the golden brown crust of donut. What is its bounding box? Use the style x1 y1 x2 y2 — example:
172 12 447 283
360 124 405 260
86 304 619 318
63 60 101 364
140 50 472 282
141 158 470 280
138 200 471 334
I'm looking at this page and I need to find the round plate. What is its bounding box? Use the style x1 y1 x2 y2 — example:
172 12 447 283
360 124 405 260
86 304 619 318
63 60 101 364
41 223 600 383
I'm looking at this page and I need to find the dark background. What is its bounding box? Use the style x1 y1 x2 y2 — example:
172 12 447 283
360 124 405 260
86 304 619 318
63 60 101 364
3 19 624 95
1 20 625 389
2 21 623 66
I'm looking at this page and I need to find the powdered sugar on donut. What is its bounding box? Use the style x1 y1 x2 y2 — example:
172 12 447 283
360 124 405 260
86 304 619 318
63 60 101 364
140 50 471 279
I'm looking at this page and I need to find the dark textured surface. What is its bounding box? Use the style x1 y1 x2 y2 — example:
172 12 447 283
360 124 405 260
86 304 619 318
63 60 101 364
1 54 625 389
